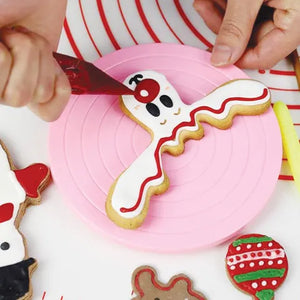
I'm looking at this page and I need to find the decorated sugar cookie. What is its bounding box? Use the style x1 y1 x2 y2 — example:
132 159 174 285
0 140 50 300
226 234 288 300
105 71 271 229
131 265 206 300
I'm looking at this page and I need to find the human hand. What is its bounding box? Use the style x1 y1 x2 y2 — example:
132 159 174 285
0 26 71 121
193 0 300 69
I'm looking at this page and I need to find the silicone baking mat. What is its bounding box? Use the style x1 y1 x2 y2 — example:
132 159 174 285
49 43 282 252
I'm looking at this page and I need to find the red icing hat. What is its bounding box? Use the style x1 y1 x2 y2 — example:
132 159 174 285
13 164 49 198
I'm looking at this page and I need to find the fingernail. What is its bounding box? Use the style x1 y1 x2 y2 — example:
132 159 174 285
211 45 234 66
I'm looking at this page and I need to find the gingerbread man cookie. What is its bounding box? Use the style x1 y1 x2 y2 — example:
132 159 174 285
105 71 271 229
226 234 288 300
0 140 50 300
131 265 206 300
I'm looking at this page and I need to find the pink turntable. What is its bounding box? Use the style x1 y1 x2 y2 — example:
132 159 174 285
49 44 282 252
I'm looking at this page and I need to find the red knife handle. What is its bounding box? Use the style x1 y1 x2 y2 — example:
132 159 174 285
53 52 92 94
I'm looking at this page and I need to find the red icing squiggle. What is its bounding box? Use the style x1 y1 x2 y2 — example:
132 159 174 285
13 164 49 198
120 88 269 213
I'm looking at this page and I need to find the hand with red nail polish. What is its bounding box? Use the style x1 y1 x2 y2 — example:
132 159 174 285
0 0 70 121
193 0 300 69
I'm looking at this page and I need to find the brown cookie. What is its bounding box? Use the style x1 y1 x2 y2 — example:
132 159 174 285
131 265 207 300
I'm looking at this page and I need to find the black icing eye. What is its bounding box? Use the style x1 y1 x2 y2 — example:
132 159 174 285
146 103 160 117
0 242 10 250
160 95 173 108
129 74 143 85
154 298 160 300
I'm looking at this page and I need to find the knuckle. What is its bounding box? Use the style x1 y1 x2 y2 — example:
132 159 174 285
14 35 35 53
34 36 50 52
221 21 245 40
35 83 53 102
4 88 31 107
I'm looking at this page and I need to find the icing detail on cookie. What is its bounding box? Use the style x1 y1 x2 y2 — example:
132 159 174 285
106 71 271 228
0 203 14 223
0 147 26 219
120 88 268 215
227 249 285 266
0 258 36 299
233 236 273 247
0 141 50 299
131 265 206 300
0 224 26 267
134 78 160 103
13 164 49 198
226 234 288 300
233 268 286 283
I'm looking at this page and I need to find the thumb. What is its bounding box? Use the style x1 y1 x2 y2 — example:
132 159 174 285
211 0 263 66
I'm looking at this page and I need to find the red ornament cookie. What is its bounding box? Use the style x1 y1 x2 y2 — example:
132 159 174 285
226 234 288 300
131 265 207 300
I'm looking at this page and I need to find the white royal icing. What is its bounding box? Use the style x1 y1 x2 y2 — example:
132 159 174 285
0 145 26 219
0 144 27 266
108 71 270 222
0 224 25 267
226 249 286 266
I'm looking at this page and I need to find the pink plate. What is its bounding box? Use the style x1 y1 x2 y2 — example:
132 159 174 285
49 44 282 252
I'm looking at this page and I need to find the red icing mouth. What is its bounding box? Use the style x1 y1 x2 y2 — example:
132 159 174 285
134 79 160 103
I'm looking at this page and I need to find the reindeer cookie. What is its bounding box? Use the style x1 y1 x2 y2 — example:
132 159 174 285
131 266 206 300
105 71 271 229
0 140 50 300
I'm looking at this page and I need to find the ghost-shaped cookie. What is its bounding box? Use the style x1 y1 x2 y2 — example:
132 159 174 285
105 71 271 229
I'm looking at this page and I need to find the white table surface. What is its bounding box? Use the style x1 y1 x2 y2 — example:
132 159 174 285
0 1 300 299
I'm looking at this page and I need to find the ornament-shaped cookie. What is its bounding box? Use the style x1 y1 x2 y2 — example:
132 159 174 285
0 140 50 300
226 234 288 300
131 265 206 300
106 71 271 229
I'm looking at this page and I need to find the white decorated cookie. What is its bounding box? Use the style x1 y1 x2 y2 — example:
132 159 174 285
105 71 271 229
0 140 50 300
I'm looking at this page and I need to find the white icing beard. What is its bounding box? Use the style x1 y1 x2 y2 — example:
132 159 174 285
109 71 270 221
